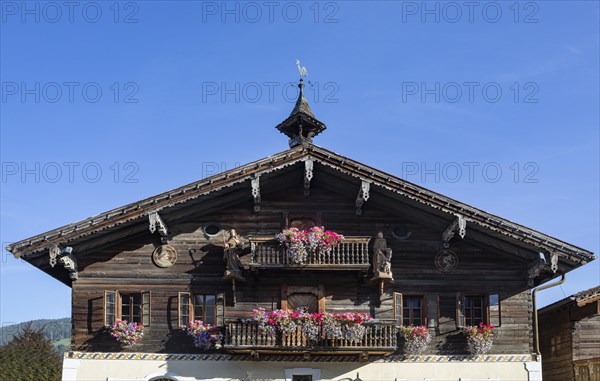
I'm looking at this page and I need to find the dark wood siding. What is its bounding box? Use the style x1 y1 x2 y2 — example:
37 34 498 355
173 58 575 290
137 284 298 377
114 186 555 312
72 183 534 354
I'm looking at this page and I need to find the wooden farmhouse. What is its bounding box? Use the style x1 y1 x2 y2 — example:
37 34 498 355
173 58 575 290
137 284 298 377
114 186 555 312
7 80 596 381
539 286 600 381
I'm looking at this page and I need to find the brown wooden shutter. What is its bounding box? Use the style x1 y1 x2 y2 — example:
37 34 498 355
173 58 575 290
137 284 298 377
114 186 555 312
488 293 501 326
425 293 439 328
281 284 288 311
456 293 465 328
178 292 190 328
141 291 151 326
318 285 326 313
393 292 403 326
104 290 117 326
216 293 225 326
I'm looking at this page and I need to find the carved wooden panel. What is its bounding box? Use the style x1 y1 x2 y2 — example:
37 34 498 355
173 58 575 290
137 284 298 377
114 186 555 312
281 285 325 313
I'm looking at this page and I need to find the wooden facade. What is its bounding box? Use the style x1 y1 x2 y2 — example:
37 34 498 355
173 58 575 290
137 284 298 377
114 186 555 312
539 286 600 381
7 82 595 380
63 181 540 355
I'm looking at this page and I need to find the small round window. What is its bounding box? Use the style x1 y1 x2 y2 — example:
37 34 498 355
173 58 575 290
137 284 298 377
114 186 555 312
392 225 412 240
203 224 222 237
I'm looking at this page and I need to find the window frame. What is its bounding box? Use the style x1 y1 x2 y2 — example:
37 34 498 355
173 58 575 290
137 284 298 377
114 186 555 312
457 293 500 328
104 290 151 327
178 292 219 327
402 294 425 326
463 294 486 327
394 292 438 327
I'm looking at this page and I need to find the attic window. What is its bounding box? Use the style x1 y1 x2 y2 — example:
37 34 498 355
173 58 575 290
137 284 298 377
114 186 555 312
203 224 221 236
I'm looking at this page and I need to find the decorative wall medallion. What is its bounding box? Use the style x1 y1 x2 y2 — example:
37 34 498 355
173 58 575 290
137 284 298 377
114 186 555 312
152 244 177 268
434 249 458 272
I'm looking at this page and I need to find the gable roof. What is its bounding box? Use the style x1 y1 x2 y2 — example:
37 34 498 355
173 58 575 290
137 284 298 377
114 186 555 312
539 285 600 314
7 144 595 271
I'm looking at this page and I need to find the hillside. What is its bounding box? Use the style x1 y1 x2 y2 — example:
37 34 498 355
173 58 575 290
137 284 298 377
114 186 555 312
1 318 71 354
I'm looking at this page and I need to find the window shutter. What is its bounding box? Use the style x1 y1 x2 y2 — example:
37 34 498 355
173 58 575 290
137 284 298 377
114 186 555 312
141 291 151 326
456 293 465 328
488 293 501 326
189 294 195 323
393 292 403 326
425 293 439 328
104 290 117 326
178 292 190 328
216 293 225 326
281 284 288 311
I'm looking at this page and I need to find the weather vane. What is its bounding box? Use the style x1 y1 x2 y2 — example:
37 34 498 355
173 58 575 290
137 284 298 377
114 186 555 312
296 59 308 79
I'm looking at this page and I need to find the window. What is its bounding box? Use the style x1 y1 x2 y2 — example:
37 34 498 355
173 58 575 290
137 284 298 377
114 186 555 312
285 368 320 381
104 290 150 326
457 293 501 328
402 296 423 326
464 295 485 326
121 293 142 323
394 293 439 327
178 292 216 327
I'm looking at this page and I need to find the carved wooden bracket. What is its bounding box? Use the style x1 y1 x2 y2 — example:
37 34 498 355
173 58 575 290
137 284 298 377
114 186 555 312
59 249 78 280
49 244 60 267
149 212 168 242
355 180 371 215
49 245 77 280
251 175 261 212
527 257 547 287
527 251 559 287
549 251 559 273
442 215 466 248
304 158 314 196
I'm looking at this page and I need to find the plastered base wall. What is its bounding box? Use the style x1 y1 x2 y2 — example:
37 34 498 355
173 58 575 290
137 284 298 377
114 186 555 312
62 353 542 381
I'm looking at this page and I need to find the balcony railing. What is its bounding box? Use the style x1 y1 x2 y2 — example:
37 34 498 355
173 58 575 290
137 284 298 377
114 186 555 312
223 320 397 355
249 236 372 270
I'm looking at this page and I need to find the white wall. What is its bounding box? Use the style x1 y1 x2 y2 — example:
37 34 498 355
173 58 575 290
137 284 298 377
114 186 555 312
62 355 541 381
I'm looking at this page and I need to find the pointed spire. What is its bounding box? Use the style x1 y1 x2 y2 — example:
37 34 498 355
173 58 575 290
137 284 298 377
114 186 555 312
290 79 316 118
275 61 326 148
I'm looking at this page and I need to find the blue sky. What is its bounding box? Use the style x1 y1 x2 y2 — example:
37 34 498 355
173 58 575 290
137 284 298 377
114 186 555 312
1 1 598 324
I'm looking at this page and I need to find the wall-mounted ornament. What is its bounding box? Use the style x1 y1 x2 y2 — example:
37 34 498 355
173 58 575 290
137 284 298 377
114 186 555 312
152 244 177 268
223 229 245 282
370 232 394 295
434 249 458 273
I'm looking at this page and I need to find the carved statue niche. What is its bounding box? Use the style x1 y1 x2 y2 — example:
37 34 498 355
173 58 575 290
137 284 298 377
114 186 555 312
223 229 245 282
370 232 394 282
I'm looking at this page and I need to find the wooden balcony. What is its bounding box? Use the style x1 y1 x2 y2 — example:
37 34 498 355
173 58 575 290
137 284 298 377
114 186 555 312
248 236 372 270
223 320 397 355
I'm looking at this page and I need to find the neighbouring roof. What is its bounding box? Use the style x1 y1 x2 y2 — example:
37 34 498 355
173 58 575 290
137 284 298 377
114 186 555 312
539 285 600 314
6 143 595 267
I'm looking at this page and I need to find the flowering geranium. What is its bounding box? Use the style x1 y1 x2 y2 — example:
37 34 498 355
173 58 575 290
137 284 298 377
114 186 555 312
186 320 222 350
252 308 371 342
110 319 144 346
400 325 431 355
276 226 344 264
463 323 496 356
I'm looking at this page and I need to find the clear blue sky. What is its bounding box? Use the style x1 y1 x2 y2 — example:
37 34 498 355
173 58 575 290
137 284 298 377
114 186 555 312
1 1 598 324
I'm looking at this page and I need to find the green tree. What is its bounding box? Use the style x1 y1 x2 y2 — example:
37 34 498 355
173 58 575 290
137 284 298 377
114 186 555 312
0 323 62 381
